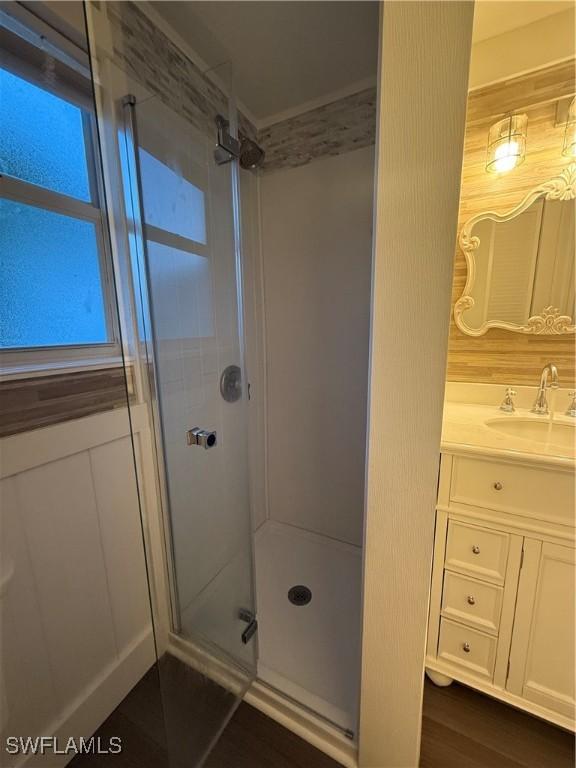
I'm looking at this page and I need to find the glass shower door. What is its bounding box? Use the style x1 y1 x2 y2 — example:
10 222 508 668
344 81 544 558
120 89 257 761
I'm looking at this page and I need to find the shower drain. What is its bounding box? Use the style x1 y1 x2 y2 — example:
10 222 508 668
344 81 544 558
288 585 312 606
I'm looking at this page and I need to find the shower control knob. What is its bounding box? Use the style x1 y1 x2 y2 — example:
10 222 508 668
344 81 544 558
220 365 242 403
186 428 217 449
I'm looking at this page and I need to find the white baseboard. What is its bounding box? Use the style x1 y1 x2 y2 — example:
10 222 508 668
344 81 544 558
16 628 156 768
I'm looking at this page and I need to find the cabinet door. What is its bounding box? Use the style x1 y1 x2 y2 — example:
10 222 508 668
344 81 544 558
507 539 575 722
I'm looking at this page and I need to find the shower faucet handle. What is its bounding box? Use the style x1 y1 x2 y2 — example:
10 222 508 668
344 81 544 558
186 428 217 449
238 608 258 644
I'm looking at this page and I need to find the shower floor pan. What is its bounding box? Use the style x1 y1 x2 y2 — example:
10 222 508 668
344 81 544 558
254 521 362 735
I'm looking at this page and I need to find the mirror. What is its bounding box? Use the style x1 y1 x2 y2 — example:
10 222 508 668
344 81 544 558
454 163 576 336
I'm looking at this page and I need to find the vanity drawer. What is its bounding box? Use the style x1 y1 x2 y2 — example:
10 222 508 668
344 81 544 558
450 455 575 526
441 571 503 634
445 520 509 584
438 618 497 681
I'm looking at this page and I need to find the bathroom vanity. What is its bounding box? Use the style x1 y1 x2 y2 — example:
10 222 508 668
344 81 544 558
426 392 575 731
428 151 576 731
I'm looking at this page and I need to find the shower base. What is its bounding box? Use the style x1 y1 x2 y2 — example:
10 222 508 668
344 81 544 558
254 521 362 736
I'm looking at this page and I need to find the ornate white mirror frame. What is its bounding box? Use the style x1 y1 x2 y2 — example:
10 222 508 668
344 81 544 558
454 162 576 336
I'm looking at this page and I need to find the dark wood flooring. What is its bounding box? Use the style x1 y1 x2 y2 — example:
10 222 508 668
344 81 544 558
420 679 574 768
70 659 574 768
69 657 338 768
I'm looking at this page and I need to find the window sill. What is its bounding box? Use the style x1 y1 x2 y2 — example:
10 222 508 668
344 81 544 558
0 355 128 382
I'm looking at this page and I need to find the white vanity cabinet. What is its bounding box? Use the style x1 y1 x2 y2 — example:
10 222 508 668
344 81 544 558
426 451 575 731
508 540 575 720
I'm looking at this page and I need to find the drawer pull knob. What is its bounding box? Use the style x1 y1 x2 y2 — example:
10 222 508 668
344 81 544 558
462 642 471 653
472 545 480 555
467 595 476 606
493 482 503 491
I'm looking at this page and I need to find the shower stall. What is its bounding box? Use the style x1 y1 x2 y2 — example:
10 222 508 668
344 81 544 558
85 0 375 761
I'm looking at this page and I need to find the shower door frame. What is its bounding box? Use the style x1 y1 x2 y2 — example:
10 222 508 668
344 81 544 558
119 90 259 675
120 93 183 635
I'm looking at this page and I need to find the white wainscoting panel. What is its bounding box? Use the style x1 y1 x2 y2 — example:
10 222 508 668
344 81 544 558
90 437 151 653
15 452 119 710
0 406 157 767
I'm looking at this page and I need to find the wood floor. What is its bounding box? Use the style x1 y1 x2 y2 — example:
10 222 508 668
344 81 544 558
69 658 339 768
71 660 574 768
420 679 574 768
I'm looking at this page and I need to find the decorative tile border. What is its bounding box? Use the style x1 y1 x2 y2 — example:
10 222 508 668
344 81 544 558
106 3 375 171
106 2 257 140
0 367 131 437
258 87 377 173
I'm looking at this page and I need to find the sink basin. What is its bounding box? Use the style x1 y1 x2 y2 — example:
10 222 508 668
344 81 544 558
485 417 575 450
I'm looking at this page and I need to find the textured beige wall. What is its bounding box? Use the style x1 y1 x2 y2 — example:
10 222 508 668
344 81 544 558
359 3 473 766
469 8 575 90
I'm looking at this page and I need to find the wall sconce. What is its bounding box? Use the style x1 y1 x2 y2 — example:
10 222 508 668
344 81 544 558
486 114 527 174
562 96 576 158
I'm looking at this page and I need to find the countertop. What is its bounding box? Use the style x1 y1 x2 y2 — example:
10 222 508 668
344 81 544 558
441 401 575 469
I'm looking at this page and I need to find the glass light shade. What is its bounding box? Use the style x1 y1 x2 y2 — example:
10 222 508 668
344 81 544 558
562 97 576 158
486 114 527 174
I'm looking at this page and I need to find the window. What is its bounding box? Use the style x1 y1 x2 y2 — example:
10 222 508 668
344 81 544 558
0 42 117 366
139 148 207 245
136 144 213 342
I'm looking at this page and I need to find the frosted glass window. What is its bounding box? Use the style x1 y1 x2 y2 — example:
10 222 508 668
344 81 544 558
0 199 108 348
139 149 207 244
0 67 91 201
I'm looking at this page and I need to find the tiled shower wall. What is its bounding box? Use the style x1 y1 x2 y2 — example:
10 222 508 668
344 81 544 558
258 87 377 173
106 1 257 140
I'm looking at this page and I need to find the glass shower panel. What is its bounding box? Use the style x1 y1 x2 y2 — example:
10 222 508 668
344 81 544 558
1 5 160 768
87 2 257 757
123 92 257 674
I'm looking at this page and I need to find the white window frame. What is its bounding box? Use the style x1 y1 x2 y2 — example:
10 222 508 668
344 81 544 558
0 9 122 378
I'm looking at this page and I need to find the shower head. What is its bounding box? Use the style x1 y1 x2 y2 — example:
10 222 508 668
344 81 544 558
214 114 265 169
239 137 265 170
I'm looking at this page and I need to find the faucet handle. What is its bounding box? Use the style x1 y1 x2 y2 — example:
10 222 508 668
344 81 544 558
500 387 517 413
566 391 576 418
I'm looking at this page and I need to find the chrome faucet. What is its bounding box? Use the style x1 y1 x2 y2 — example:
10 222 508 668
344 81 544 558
531 363 559 415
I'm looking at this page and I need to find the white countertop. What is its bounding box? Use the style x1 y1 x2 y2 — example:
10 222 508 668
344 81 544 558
441 400 575 469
